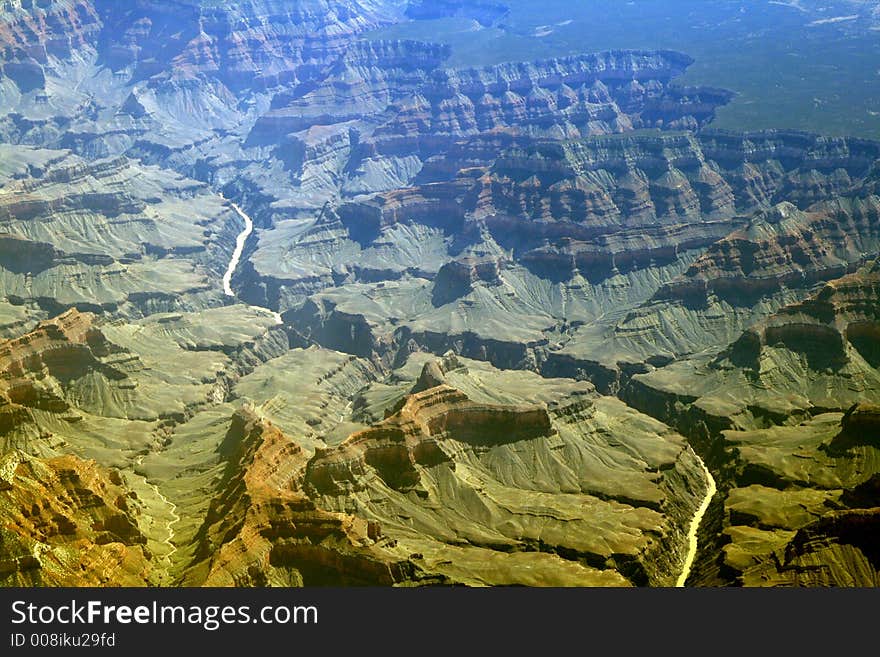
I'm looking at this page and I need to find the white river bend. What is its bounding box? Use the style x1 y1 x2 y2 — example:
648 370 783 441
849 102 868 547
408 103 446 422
222 201 282 324
223 202 254 297
676 456 717 587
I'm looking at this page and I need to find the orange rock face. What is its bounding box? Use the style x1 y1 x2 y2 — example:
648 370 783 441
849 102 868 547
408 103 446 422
0 309 119 433
0 309 113 376
0 452 154 586
189 408 426 586
0 311 162 585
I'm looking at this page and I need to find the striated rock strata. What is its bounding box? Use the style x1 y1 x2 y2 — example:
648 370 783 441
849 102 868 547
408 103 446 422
186 407 430 586
0 451 156 586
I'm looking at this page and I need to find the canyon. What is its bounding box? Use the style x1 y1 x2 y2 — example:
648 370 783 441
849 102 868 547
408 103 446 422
0 0 878 587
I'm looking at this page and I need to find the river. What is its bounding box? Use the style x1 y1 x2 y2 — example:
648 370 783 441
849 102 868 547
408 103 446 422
222 201 282 324
222 203 253 297
676 455 717 587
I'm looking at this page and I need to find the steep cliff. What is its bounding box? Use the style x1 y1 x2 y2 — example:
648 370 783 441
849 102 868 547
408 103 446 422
0 451 157 586
0 0 101 92
0 309 122 440
185 407 424 586
0 146 241 314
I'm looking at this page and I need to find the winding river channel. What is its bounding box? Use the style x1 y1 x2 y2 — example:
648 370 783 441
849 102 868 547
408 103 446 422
222 202 254 297
222 201 282 324
676 456 717 587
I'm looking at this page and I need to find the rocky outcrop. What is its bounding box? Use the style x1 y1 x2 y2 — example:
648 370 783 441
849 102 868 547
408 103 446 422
0 303 289 442
431 257 504 305
720 258 880 372
596 194 880 363
371 51 728 152
840 402 880 439
300 354 709 586
337 178 469 246
188 407 427 586
0 0 101 90
0 309 123 435
411 351 462 392
327 130 877 299
306 383 552 495
241 47 727 209
622 258 880 586
0 451 155 586
776 509 880 586
95 0 400 88
625 260 880 438
658 203 840 302
252 39 451 140
480 130 879 232
0 310 114 371
827 403 880 454
657 201 863 303
515 222 733 282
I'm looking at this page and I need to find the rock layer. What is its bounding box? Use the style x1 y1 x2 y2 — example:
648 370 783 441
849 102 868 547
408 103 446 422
187 407 424 586
0 451 155 586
